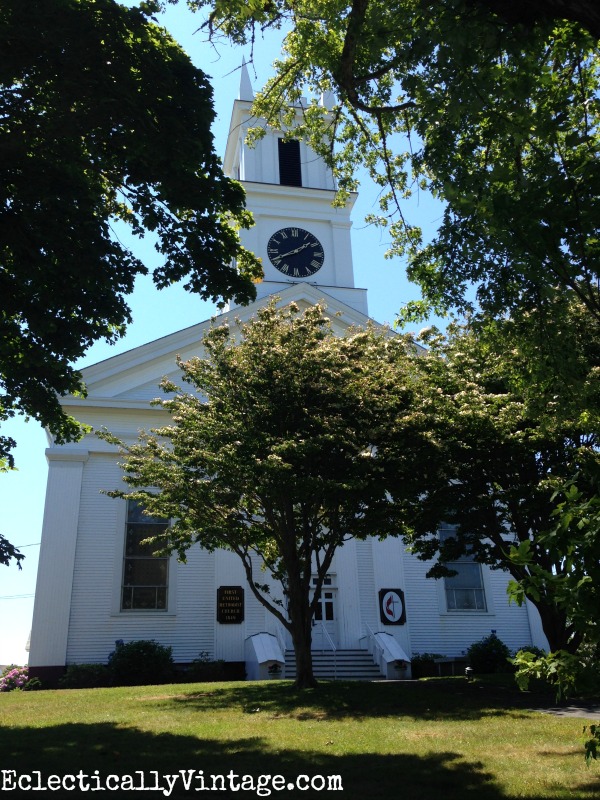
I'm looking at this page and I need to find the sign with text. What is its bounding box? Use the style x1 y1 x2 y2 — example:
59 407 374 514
378 588 406 625
217 586 244 624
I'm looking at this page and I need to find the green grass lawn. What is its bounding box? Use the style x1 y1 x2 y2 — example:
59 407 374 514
0 678 598 799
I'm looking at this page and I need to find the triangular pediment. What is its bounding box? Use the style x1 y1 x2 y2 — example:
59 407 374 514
65 284 385 410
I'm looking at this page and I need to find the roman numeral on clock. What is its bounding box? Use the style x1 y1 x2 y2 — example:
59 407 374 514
267 226 324 278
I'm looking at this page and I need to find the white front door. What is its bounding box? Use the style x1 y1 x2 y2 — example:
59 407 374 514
311 576 338 649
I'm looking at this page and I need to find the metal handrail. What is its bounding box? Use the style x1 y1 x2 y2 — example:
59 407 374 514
364 622 384 669
316 622 337 680
274 624 286 660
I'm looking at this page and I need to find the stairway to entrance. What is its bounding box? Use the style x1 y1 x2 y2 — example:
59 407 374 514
284 649 383 680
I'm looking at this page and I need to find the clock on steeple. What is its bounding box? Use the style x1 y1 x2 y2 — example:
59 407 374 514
223 62 368 316
268 227 324 278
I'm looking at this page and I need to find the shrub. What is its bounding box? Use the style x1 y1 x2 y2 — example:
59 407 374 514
184 651 226 683
0 666 42 692
467 633 512 674
410 652 445 664
108 639 174 686
515 645 547 659
59 663 111 689
513 644 600 699
410 652 445 679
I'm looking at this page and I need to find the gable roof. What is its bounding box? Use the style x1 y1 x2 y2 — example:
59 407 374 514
65 283 387 411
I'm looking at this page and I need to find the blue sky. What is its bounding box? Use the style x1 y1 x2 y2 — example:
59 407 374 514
0 3 444 666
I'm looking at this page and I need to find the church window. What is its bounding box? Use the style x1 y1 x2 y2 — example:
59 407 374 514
278 138 302 186
439 524 487 611
121 500 169 611
312 575 336 622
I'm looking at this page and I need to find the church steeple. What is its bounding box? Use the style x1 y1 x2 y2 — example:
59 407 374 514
238 58 254 102
224 66 367 315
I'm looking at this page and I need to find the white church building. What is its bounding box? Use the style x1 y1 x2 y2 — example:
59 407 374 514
29 70 547 685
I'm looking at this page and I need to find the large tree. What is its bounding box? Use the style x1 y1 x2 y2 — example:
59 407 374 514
0 0 261 470
192 0 600 326
510 474 600 698
101 302 424 688
394 305 600 654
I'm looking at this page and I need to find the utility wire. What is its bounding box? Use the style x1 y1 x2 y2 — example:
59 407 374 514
0 593 35 600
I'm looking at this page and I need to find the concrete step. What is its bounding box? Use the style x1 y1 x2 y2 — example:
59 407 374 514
284 649 383 680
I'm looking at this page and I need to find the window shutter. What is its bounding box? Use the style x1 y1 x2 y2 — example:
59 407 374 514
278 139 302 187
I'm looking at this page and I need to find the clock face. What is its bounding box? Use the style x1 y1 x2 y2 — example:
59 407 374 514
267 227 324 278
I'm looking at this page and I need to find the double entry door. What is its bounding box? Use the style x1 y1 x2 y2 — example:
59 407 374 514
311 575 338 650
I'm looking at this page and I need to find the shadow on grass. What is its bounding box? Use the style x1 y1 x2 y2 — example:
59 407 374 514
2 721 593 800
164 678 550 723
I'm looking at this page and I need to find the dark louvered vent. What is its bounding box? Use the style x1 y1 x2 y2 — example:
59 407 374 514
278 139 302 187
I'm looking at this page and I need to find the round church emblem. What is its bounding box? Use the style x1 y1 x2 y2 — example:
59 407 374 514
379 588 406 625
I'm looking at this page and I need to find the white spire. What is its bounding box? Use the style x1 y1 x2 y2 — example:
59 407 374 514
238 58 254 102
319 90 336 109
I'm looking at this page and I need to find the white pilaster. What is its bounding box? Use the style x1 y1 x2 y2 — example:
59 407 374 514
28 448 89 667
525 598 551 652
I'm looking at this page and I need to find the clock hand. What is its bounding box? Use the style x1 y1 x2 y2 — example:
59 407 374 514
277 242 313 259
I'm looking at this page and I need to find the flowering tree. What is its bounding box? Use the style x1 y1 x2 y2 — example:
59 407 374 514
396 308 600 657
102 302 424 688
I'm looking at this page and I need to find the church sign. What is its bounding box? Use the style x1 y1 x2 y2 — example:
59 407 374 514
378 588 406 625
217 586 245 624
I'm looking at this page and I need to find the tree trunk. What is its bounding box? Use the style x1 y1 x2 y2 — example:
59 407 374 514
534 598 580 653
291 621 318 689
286 581 318 688
504 559 581 654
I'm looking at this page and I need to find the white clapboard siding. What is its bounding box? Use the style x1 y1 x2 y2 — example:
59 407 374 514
402 549 534 658
354 539 378 634
66 451 219 665
330 539 373 649
170 545 217 663
245 554 269 631
67 452 128 664
63 449 537 666
370 537 413 657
